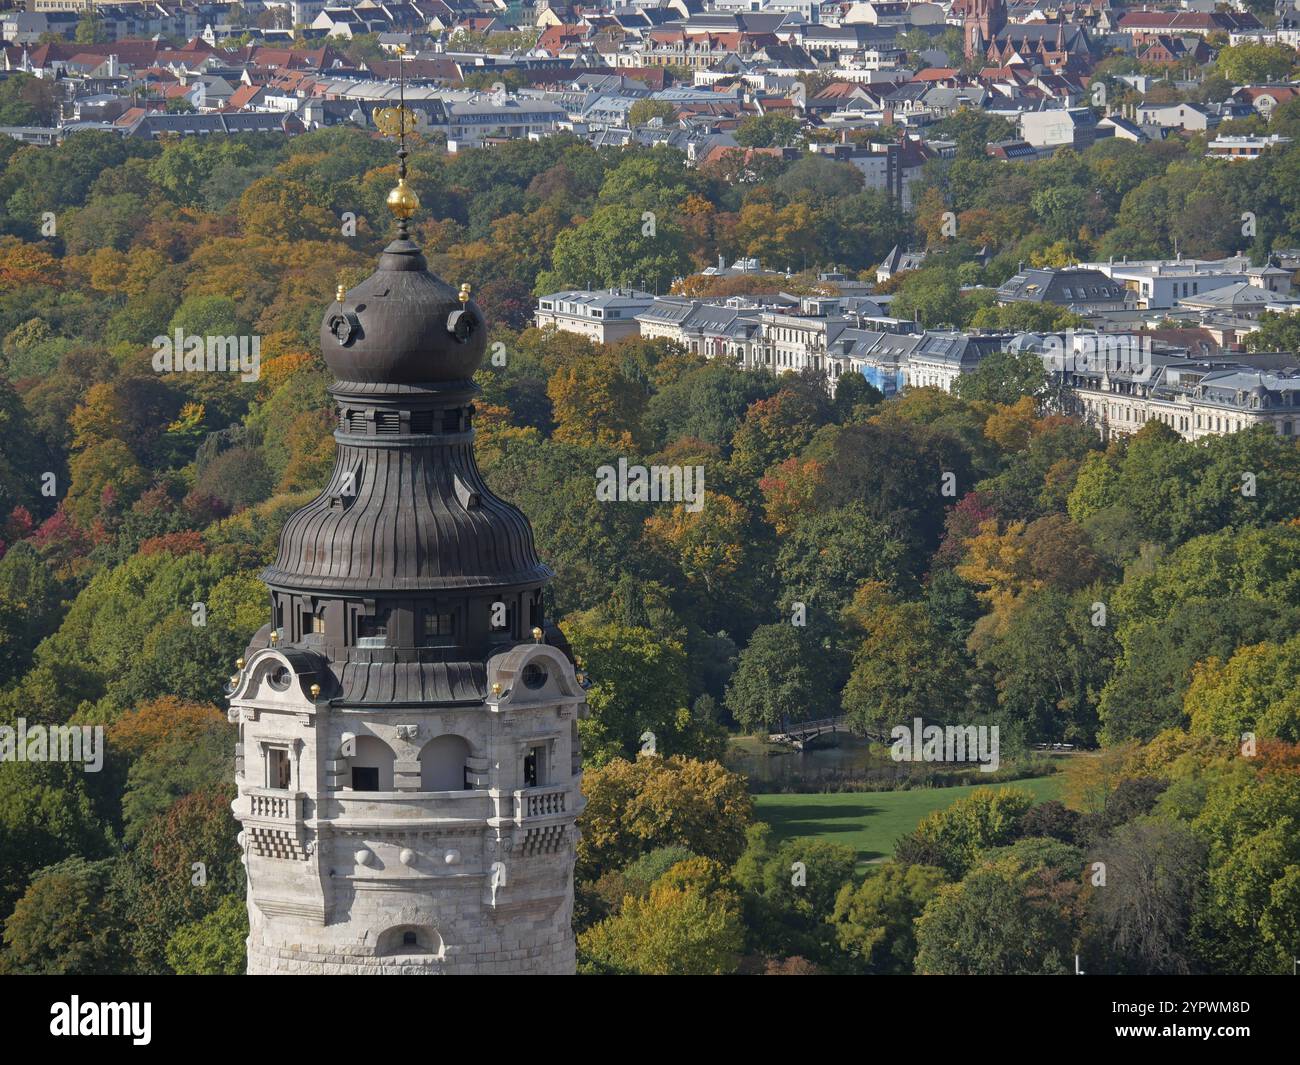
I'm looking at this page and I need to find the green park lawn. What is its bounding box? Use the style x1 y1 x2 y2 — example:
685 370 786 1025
754 775 1063 865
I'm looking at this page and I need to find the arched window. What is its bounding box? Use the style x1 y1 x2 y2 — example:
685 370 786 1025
376 925 442 957
420 734 471 792
350 736 394 791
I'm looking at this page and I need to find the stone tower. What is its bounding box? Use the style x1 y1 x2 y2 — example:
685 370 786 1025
963 0 1007 63
226 148 585 974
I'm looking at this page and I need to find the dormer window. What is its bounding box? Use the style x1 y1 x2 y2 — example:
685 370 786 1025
421 610 456 646
357 610 390 648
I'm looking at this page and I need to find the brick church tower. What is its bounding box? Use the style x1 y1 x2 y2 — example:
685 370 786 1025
963 0 1007 63
226 125 585 974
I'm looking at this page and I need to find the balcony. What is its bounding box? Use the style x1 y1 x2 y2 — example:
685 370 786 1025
514 785 570 825
244 788 304 824
325 789 494 831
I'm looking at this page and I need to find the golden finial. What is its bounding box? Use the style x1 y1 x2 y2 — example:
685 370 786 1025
236 657 244 670
491 681 502 695
269 630 279 646
229 674 240 687
336 283 346 303
459 283 471 304
310 683 321 698
386 178 419 220
532 626 543 642
373 39 418 237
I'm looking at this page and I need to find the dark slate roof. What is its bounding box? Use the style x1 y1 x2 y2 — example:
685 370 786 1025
996 267 1128 305
257 229 556 709
126 111 305 136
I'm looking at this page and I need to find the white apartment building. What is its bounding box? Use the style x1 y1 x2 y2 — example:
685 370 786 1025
534 289 656 343
1059 354 1300 441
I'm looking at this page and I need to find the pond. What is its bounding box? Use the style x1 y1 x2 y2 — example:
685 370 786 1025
725 733 912 790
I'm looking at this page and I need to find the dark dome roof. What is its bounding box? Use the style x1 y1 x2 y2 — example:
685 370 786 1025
322 238 486 386
262 443 552 593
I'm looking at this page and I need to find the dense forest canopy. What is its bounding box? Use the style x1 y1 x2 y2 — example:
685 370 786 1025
1 119 1299 974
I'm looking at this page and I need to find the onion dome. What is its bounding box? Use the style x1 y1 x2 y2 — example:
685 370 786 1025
322 240 487 387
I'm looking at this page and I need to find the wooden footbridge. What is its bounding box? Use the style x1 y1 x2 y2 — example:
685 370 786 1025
768 716 853 750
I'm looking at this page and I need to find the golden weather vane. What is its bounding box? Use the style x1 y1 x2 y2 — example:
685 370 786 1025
375 43 419 234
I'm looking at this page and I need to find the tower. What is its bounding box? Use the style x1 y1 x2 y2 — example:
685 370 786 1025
226 94 585 974
963 0 1007 64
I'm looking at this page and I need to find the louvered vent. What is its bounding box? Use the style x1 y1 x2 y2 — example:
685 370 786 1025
375 411 401 434
410 411 435 434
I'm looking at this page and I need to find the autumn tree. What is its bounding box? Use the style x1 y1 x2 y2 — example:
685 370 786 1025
576 755 753 879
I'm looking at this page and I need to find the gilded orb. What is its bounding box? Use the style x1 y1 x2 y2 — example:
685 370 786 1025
387 178 419 220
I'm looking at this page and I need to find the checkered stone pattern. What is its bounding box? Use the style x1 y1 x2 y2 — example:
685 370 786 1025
522 824 567 857
250 827 308 861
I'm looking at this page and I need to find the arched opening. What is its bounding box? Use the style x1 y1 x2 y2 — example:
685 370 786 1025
376 925 442 957
350 735 394 791
419 734 471 791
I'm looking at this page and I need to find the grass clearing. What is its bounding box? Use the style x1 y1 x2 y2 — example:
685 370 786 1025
753 775 1063 865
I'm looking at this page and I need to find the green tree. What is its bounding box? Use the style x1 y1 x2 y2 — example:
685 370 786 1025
1 857 123 974
578 875 744 974
165 894 248 975
628 100 676 127
577 755 753 879
953 347 1048 405
1215 43 1297 84
724 622 840 732
731 822 858 965
543 204 689 294
1191 748 1300 974
734 113 800 148
894 786 1036 878
830 862 948 973
112 786 244 973
914 856 1083 974
1184 633 1300 742
564 618 692 765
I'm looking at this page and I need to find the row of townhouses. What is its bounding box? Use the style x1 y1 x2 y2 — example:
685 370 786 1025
535 251 1300 442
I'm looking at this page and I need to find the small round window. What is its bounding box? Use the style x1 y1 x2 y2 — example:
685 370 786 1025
521 663 548 690
269 666 292 691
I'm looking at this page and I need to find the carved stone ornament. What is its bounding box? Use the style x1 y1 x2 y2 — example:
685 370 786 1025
328 311 358 346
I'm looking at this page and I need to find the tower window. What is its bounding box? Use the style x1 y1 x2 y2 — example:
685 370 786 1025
351 766 380 791
421 610 456 645
524 744 547 788
311 612 325 634
402 931 417 947
267 747 291 790
356 610 390 648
